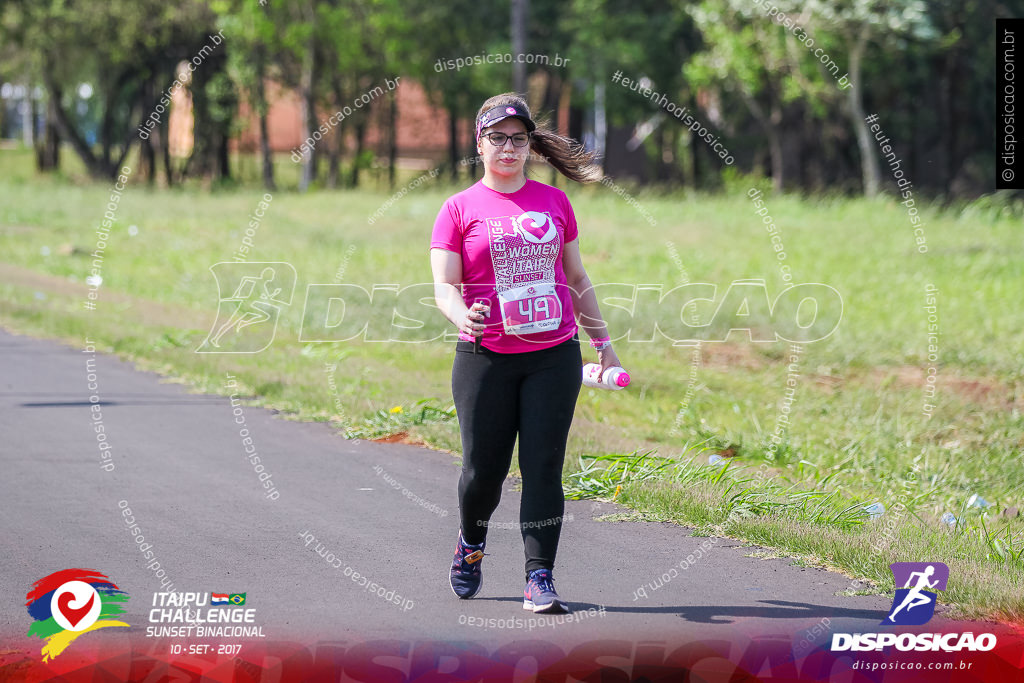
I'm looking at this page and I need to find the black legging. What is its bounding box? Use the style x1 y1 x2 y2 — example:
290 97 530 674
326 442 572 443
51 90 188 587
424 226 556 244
451 334 582 579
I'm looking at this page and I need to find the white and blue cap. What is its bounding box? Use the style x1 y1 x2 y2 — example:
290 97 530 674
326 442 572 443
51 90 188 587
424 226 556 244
475 104 536 140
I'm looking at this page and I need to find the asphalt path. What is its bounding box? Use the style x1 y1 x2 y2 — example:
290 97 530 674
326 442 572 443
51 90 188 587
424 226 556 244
1 325 943 666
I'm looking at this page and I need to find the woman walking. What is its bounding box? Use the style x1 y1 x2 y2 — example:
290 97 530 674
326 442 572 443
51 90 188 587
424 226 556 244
430 92 624 613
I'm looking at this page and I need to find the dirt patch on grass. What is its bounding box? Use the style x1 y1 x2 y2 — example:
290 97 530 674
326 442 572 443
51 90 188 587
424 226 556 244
696 342 768 370
868 366 1022 409
756 358 1022 409
372 431 411 444
0 262 205 330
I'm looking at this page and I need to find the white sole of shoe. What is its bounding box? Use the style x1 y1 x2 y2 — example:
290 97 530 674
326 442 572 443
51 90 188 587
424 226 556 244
523 598 570 614
450 572 482 599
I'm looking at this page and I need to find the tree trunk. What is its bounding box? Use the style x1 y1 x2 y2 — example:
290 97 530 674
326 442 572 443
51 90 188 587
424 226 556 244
23 81 35 147
739 89 783 191
594 80 606 168
511 0 528 92
944 8 966 196
141 135 156 185
797 104 809 191
544 70 560 184
769 102 783 192
138 77 155 184
100 84 117 170
689 93 701 188
668 125 683 186
159 112 174 187
387 89 398 188
36 93 60 171
328 76 347 189
447 100 460 182
298 31 317 192
217 132 230 181
259 111 274 190
327 131 341 188
846 27 880 197
653 126 668 183
466 114 480 180
188 63 214 180
350 118 366 187
42 74 115 179
254 45 276 192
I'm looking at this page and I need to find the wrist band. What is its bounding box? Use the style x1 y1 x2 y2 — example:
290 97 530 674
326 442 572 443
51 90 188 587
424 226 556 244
589 336 612 350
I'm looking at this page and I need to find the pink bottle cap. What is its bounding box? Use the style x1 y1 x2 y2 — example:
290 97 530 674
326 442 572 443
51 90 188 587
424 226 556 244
615 372 630 387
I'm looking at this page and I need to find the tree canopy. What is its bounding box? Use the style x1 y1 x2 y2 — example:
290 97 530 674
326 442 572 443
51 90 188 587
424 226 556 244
0 0 1005 197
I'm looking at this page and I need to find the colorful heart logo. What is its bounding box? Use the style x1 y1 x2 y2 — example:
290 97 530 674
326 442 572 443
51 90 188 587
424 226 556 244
26 569 130 661
56 591 95 628
48 581 101 632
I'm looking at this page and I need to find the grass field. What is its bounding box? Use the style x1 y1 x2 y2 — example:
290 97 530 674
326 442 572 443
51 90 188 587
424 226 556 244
2 147 1022 622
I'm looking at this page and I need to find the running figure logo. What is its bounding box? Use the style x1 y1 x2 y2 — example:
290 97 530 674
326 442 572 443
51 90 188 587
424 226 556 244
883 562 949 625
197 262 296 353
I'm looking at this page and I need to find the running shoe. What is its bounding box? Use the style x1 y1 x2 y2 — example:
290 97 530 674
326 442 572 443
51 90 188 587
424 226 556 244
523 568 570 613
449 531 487 599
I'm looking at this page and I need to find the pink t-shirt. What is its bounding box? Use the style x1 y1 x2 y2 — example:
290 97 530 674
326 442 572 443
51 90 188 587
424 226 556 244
430 178 579 353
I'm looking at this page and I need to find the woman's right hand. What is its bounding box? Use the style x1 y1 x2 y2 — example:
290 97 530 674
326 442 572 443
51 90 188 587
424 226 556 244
461 301 490 338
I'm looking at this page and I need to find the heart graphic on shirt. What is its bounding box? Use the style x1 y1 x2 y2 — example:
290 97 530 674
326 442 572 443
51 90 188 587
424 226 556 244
515 211 557 243
57 591 95 628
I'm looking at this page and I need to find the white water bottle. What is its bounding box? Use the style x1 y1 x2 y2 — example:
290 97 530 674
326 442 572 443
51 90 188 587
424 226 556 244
582 363 630 390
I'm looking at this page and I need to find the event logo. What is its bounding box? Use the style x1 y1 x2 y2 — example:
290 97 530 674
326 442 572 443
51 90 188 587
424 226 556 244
884 562 949 626
25 569 130 661
197 262 297 353
512 211 557 243
832 561 996 653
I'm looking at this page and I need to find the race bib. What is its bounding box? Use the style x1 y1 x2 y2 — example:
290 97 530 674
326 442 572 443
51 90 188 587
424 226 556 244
496 282 561 335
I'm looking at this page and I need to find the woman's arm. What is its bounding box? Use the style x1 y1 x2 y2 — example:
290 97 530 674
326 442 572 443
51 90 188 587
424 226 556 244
562 238 623 379
431 248 484 338
562 238 608 339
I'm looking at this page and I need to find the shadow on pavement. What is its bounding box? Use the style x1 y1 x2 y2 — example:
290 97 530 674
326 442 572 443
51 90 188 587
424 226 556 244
568 599 888 624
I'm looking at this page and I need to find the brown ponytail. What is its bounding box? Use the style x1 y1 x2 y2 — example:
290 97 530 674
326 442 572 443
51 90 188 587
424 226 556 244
475 92 602 184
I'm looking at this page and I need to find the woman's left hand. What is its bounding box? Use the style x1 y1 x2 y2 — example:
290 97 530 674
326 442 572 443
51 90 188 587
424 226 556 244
595 346 623 384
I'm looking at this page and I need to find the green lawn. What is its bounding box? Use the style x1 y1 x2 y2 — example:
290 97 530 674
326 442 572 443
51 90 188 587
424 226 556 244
2 146 1022 622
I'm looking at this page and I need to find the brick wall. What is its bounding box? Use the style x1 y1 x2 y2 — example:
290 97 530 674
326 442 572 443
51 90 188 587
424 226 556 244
232 78 473 163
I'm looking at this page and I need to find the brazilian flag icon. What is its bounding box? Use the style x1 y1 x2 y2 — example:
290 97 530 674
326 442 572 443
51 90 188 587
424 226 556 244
228 593 246 605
